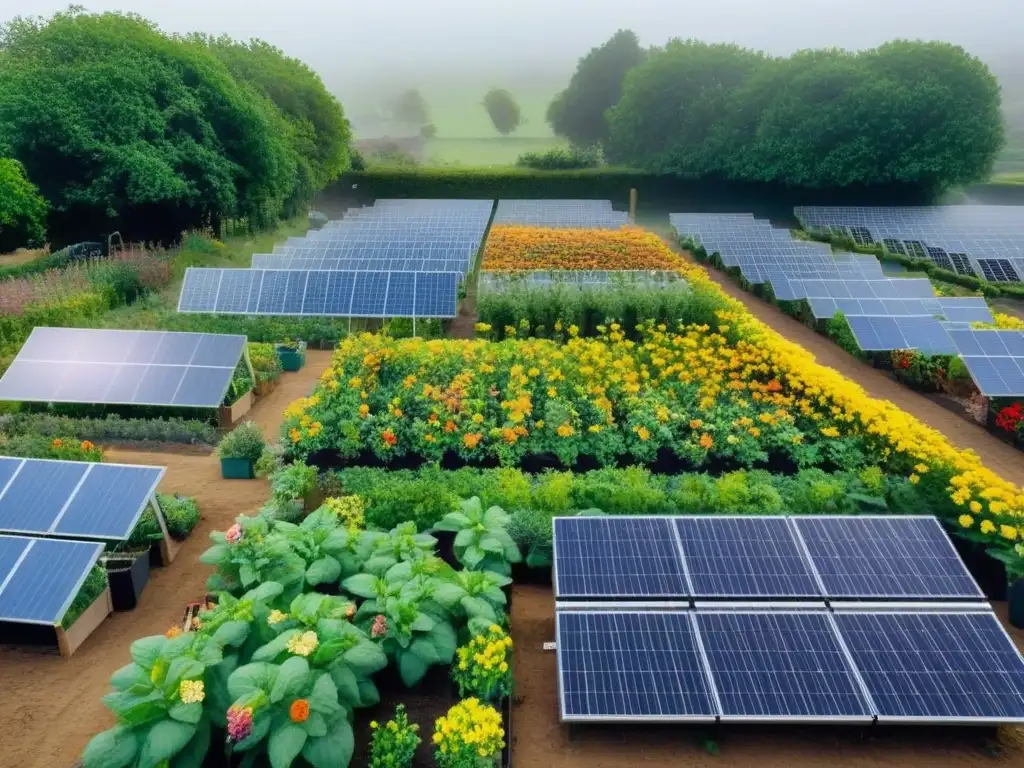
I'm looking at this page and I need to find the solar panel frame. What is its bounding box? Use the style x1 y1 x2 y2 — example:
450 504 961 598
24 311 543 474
0 535 105 625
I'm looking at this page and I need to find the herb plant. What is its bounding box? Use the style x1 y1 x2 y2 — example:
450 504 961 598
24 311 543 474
433 497 521 575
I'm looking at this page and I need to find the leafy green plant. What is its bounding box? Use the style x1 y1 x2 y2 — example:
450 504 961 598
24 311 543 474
217 422 266 462
158 493 201 540
200 516 306 597
435 569 512 635
433 498 521 576
359 522 437 576
270 462 319 505
62 565 109 629
273 509 366 588
369 704 421 768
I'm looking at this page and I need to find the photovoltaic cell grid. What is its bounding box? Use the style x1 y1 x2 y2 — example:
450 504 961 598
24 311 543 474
0 535 105 624
946 330 1024 396
556 608 1024 723
845 316 958 355
0 457 164 540
0 328 245 408
553 517 688 599
793 517 983 600
178 269 460 318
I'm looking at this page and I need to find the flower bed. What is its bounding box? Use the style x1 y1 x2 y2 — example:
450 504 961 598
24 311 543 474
482 225 687 271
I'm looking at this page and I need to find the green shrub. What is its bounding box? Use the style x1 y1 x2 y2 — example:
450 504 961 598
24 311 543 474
827 312 867 360
0 157 47 251
0 413 218 445
158 493 201 540
247 342 282 384
516 145 601 170
61 565 108 629
217 421 265 461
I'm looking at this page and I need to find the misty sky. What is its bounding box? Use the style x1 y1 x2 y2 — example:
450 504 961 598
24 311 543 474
3 0 1021 122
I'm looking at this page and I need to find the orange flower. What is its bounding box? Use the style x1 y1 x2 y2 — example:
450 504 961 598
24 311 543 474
289 699 310 723
699 433 714 449
689 419 702 430
444 420 457 433
51 438 62 448
359 403 370 418
81 440 94 450
166 625 182 638
556 423 574 438
382 429 397 447
764 379 783 392
463 432 482 449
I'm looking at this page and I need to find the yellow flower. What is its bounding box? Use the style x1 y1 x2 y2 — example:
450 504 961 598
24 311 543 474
958 514 974 529
909 473 920 485
556 423 574 438
286 630 319 657
268 610 288 626
635 426 651 441
1000 525 1018 541
969 501 982 514
981 520 996 534
179 679 205 704
371 720 379 730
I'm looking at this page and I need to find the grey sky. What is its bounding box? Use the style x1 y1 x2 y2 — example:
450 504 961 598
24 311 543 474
2 1 1019 104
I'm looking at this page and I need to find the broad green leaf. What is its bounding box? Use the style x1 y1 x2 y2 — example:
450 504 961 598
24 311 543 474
305 557 341 586
409 637 442 665
162 633 195 661
164 657 205 692
483 506 511 527
129 636 166 670
137 720 196 768
301 718 354 768
432 582 467 609
307 672 340 715
198 544 229 565
227 662 275 700
461 545 485 569
269 656 310 703
232 715 272 752
81 724 138 768
198 641 224 666
319 528 352 557
168 701 203 724
101 690 167 728
483 586 507 605
251 630 299 662
454 528 477 548
213 620 251 648
267 723 307 768
329 664 361 706
341 641 388 675
479 535 504 554
384 561 412 584
340 573 377 598
362 555 397 576
398 649 429 687
239 564 258 587
410 612 435 632
109 663 149 692
171 718 210 768
434 512 470 531
356 676 380 707
428 620 458 662
461 596 497 623
302 711 327 738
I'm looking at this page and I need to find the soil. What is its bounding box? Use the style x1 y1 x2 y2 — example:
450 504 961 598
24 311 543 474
512 584 1024 768
0 352 331 768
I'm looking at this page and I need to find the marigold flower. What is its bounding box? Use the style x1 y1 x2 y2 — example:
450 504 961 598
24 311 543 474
958 514 974 529
289 699 310 723
382 429 398 447
166 625 182 638
698 433 714 449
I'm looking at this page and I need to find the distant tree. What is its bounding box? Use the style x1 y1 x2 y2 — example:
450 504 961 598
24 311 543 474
0 158 47 250
547 29 644 145
482 88 521 135
392 88 430 126
420 123 438 139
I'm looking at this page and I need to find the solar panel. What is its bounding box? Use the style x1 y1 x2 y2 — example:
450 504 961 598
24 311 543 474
834 610 1024 723
695 611 871 721
0 458 164 540
0 535 105 624
553 517 688 599
556 610 717 721
959 355 1024 396
0 328 244 408
178 269 460 318
674 517 821 598
794 516 983 600
845 316 958 354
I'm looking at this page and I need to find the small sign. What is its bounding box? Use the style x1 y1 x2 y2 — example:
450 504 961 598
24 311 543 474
543 642 557 651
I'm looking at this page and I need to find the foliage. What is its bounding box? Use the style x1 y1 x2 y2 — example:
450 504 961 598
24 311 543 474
515 145 601 171
546 29 644 146
320 496 366 531
224 359 255 405
270 462 319 506
62 565 108 629
366 144 421 170
104 308 355 345
826 312 867 360
482 88 521 136
0 412 218 445
482 225 685 272
217 422 266 462
433 498 521 576
390 88 431 127
369 705 421 768
452 625 513 702
0 435 102 461
0 157 47 250
432 698 504 768
249 342 283 385
159 493 202 541
604 38 1004 191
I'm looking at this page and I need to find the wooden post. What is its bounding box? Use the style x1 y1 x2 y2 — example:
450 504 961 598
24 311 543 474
629 188 638 223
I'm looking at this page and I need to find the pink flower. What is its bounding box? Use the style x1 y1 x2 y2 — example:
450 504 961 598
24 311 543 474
226 705 253 742
371 614 387 639
225 524 242 544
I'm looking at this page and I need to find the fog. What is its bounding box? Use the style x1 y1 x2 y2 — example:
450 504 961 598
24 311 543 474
3 0 1022 135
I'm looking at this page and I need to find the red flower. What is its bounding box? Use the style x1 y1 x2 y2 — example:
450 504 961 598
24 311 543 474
995 402 1024 433
381 429 397 447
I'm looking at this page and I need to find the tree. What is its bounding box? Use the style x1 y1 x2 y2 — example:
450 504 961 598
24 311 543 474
482 88 522 135
0 158 47 250
547 29 644 145
391 88 430 126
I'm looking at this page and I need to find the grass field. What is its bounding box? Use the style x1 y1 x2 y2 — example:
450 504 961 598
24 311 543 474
423 136 566 166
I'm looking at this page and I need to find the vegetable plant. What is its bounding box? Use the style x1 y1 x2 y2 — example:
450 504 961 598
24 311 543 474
200 516 306 598
435 569 512 635
433 497 521 575
270 462 319 505
217 422 266 462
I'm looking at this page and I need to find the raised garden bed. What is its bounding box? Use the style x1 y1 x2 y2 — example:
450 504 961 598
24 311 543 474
254 377 279 398
218 390 253 428
58 585 113 657
105 551 150 611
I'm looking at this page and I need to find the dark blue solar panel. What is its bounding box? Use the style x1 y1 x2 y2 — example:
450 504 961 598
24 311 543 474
557 611 716 720
0 537 104 624
871 316 905 349
172 366 234 407
897 317 957 355
0 458 21 494
554 517 687 599
384 272 416 316
190 334 246 368
324 271 357 314
948 329 985 356
301 270 329 314
351 272 389 316
674 518 820 598
0 461 88 534
696 612 871 719
847 316 882 350
256 270 289 314
0 535 29 583
55 363 112 402
215 270 257 313
177 269 220 312
1000 331 1024 356
962 356 1024 396
134 365 186 405
834 611 1024 722
794 517 981 599
55 464 163 539
282 271 307 312
414 273 458 317
105 365 148 403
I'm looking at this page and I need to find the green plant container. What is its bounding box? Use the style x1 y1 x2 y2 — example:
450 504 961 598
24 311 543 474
220 457 255 479
277 347 305 372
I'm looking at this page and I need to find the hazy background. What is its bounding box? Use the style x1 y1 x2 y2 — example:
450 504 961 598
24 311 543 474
4 1 1023 162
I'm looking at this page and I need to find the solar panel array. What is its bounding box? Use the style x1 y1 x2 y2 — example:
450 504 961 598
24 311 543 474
479 270 686 292
0 457 164 540
0 328 246 408
178 269 459 319
794 206 1024 282
0 535 105 625
946 329 1024 396
494 199 628 229
554 515 1024 725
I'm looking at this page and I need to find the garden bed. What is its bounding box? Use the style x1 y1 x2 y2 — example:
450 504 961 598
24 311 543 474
218 389 253 428
105 551 150 611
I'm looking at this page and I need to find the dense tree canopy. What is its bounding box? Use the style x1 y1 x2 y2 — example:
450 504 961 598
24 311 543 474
482 89 522 136
0 158 47 250
546 29 644 146
600 38 1004 191
0 9 352 242
391 88 431 127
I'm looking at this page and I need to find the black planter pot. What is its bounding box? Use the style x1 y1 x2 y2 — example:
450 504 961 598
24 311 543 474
502 584 513 619
510 562 553 587
1009 579 1024 630
106 550 151 611
501 691 513 768
434 530 459 568
952 538 1007 600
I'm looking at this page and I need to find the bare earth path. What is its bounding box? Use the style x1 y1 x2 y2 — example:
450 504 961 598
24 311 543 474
0 351 331 768
671 242 1024 481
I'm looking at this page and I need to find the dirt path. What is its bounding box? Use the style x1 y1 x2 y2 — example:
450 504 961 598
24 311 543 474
511 585 1024 768
674 245 1024 481
0 351 331 768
